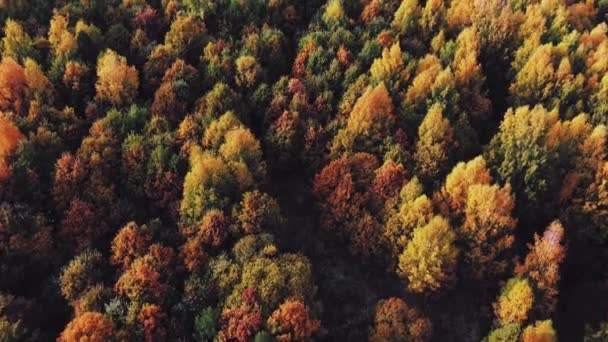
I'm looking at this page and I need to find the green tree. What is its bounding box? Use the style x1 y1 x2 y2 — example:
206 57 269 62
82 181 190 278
195 306 220 342
487 323 521 342
486 105 561 224
60 250 105 304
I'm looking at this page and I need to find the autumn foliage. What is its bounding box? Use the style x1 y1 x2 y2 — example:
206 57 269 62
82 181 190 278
332 82 395 155
494 277 534 325
95 49 139 107
267 300 320 341
516 221 566 316
0 57 25 114
58 312 114 342
0 114 23 179
370 297 432 342
219 288 263 342
1 1 608 341
398 216 459 294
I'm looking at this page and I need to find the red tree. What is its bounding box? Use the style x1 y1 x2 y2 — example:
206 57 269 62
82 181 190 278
267 300 320 342
219 288 263 342
139 304 168 342
516 221 566 316
60 198 108 252
111 222 153 269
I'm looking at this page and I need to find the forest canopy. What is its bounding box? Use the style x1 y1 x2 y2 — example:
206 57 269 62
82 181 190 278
0 0 608 341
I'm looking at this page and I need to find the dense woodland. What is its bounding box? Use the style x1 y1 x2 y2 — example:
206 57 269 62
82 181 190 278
2 0 608 341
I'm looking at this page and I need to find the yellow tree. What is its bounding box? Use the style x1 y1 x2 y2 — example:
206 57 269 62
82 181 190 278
452 28 491 118
95 49 139 107
446 0 472 31
180 147 235 225
235 55 262 89
24 58 53 107
470 0 519 59
48 13 76 58
1 19 35 62
510 44 557 106
453 28 481 87
323 0 346 25
420 0 445 38
60 250 104 304
164 14 205 57
384 178 434 258
414 103 453 182
398 215 459 294
494 277 534 326
370 42 405 84
219 127 266 188
437 156 492 216
202 111 242 150
332 82 395 155
460 183 517 279
522 320 557 342
403 55 443 111
393 0 420 35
